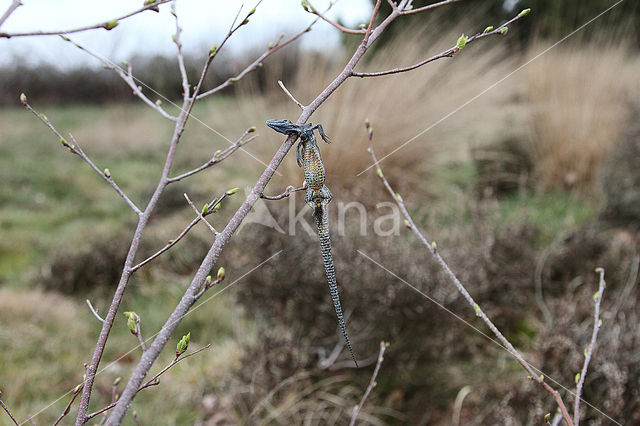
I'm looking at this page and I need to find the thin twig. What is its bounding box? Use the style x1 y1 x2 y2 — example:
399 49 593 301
85 345 212 421
167 128 258 183
0 0 171 38
0 0 21 29
352 10 529 77
574 268 607 425
131 192 230 272
61 36 176 120
184 193 218 235
86 299 105 323
303 0 366 34
364 121 574 426
20 98 143 215
133 315 147 353
261 183 308 200
0 392 19 426
278 80 305 110
400 0 463 15
171 0 190 98
349 342 388 426
52 384 84 426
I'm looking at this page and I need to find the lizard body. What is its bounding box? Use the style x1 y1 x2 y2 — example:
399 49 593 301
266 119 358 367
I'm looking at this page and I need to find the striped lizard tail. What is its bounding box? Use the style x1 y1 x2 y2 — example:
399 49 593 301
313 205 358 367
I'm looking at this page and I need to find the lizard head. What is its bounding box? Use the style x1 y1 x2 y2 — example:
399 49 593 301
266 119 300 136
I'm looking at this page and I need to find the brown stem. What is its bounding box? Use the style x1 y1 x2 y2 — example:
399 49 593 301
261 183 308 200
349 342 388 426
0 0 21 29
0 392 19 426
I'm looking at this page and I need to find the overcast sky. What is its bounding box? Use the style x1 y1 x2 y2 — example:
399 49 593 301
0 0 372 68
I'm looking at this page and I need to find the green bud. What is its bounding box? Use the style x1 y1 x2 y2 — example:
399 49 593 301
500 27 508 35
595 267 603 273
248 126 257 133
144 0 157 5
431 241 437 252
217 267 225 281
104 20 119 31
209 45 217 57
202 203 209 214
113 377 121 386
584 348 588 357
176 332 190 356
39 113 48 121
103 168 111 178
574 373 580 383
60 138 67 146
229 77 238 82
205 275 212 285
474 304 481 317
395 193 403 202
598 319 602 327
74 384 83 393
257 62 263 67
19 93 27 104
241 18 249 25
301 0 310 12
268 42 274 48
456 34 468 49
214 203 221 210
376 168 383 178
404 219 411 228
226 187 239 195
59 35 70 42
593 291 600 302
127 317 136 332
519 8 531 17
544 413 551 422
155 99 162 105
249 7 256 15
215 149 222 156
168 239 174 244
483 26 494 33
121 60 129 67
537 374 544 383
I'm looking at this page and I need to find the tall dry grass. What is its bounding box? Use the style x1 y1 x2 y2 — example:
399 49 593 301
524 38 640 190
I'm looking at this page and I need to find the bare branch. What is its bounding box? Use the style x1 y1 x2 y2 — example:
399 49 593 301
0 0 171 38
53 384 83 426
400 0 463 15
20 98 143 215
303 0 366 34
278 80 305 110
171 1 190 98
131 192 230 272
86 299 105 323
364 120 574 426
0 391 19 426
0 0 21 29
85 345 212 421
60 37 177 120
168 127 258 183
349 342 389 426
574 268 607 425
184 193 218 235
352 10 530 77
261 182 308 200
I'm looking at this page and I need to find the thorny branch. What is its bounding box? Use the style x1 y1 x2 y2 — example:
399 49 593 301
574 268 607 425
20 96 143 215
349 342 389 426
261 182 308 200
85 345 212 421
0 0 172 38
352 9 530 77
364 120 574 426
0 391 19 426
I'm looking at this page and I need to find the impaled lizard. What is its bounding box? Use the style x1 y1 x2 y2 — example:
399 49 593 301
266 119 358 367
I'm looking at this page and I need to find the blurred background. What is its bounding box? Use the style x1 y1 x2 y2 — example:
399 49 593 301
1 0 639 424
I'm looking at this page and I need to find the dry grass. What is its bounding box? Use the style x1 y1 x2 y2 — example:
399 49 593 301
524 38 640 190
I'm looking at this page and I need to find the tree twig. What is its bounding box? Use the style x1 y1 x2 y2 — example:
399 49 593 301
0 391 19 426
278 80 305 110
86 299 105 323
60 36 177 120
302 0 366 34
261 182 308 200
85 345 212 421
184 193 218 235
400 0 463 15
171 0 190 98
364 120 574 426
20 97 143 216
0 0 21 29
0 0 172 38
167 127 257 183
349 342 389 426
52 384 83 426
352 9 529 77
574 268 607 425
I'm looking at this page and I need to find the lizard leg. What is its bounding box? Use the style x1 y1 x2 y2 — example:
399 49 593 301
314 124 331 144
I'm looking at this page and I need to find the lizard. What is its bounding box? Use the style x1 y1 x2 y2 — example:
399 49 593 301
266 119 358 367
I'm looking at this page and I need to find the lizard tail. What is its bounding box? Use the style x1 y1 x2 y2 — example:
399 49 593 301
313 205 358 367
